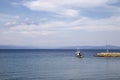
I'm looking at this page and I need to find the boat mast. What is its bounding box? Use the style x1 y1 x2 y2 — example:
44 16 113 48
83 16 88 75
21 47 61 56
106 41 109 53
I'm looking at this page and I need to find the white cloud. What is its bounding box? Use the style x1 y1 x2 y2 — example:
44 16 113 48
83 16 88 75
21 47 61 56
70 16 120 31
23 0 109 10
24 0 80 17
0 13 19 22
60 9 79 17
5 21 17 26
22 0 80 17
22 0 114 17
23 0 57 12
1 14 120 46
1 15 120 36
58 0 108 7
1 0 120 46
0 13 20 27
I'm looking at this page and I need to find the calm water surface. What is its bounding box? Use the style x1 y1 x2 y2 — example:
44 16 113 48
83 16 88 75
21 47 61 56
0 49 120 80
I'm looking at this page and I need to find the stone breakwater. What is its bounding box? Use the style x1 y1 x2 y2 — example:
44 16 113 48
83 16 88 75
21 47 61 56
96 53 120 57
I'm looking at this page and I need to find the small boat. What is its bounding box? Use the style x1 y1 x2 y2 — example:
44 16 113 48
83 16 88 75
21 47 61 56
75 49 82 57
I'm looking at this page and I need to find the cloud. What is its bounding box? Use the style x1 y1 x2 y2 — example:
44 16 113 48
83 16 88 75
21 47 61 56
1 0 120 46
23 0 109 10
0 13 20 27
70 16 120 31
1 14 120 46
1 0 120 36
59 9 79 17
23 0 57 12
22 0 69 17
4 31 53 36
1 14 120 36
5 21 17 26
58 0 108 7
0 13 19 21
22 0 119 17
22 0 80 17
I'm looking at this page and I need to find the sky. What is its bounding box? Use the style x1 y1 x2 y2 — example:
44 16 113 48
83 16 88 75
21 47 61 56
0 0 120 48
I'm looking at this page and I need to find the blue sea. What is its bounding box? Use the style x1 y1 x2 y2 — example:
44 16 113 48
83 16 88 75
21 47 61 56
0 49 120 80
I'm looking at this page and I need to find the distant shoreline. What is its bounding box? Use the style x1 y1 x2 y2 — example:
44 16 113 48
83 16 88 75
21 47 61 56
0 45 120 50
0 49 120 50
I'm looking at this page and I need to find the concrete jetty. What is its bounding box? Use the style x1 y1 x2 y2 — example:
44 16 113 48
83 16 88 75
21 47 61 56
96 52 120 57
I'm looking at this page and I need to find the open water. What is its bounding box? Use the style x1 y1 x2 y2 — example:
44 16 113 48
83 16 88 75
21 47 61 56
0 49 120 80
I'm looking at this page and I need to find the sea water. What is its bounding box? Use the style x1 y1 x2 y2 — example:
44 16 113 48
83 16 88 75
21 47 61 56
0 49 120 80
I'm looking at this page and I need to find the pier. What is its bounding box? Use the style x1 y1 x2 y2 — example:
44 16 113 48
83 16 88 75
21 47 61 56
96 52 120 57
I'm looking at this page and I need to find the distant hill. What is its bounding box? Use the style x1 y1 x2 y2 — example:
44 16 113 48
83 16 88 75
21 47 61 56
60 45 120 49
0 45 120 49
0 45 35 49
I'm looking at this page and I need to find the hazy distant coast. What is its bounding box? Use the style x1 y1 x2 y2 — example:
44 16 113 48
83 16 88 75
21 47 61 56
0 45 120 49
